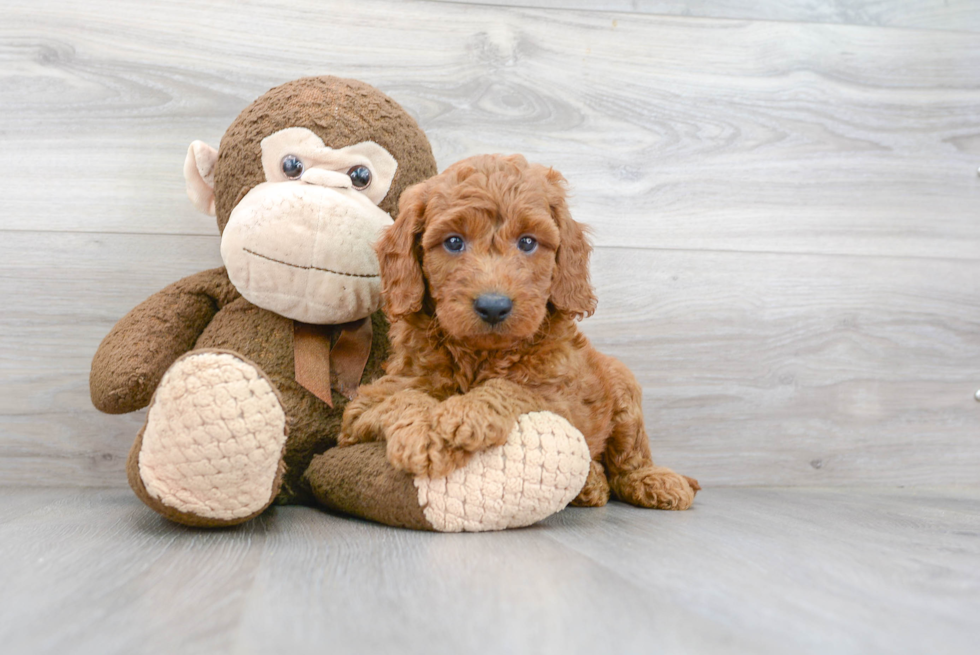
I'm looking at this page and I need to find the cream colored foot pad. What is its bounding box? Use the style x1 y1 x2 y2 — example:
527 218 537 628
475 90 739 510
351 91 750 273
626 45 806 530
415 412 591 532
139 352 287 521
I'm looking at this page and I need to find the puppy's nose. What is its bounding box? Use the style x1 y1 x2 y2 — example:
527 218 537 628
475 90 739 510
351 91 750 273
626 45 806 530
473 294 513 325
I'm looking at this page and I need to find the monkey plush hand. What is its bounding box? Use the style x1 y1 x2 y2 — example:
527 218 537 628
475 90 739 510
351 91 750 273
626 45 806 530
90 76 589 531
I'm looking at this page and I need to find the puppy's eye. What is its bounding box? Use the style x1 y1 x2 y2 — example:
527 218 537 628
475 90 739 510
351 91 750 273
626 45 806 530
348 165 372 189
281 155 304 179
443 235 465 253
517 235 538 253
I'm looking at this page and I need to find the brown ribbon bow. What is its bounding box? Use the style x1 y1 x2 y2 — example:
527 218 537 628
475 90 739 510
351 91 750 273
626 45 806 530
293 318 373 407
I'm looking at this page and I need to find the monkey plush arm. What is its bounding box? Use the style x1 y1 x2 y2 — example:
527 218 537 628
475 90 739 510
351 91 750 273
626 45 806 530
90 267 240 414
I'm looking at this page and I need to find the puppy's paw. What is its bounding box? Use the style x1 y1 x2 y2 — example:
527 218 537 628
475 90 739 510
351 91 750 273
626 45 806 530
338 400 379 446
386 415 468 478
611 466 698 511
431 395 510 453
341 388 439 448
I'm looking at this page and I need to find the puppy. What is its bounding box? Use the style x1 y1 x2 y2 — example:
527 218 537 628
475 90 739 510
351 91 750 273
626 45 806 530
340 154 699 510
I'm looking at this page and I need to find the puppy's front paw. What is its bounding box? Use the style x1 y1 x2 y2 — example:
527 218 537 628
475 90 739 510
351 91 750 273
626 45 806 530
431 395 510 453
339 399 379 447
342 388 442 448
386 415 468 478
611 466 698 511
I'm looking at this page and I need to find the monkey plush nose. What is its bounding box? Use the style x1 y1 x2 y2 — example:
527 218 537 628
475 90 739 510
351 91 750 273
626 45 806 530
473 294 513 325
300 168 352 189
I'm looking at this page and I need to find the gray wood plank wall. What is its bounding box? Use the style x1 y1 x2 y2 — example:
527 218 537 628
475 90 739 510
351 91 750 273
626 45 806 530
440 0 980 32
2 0 978 488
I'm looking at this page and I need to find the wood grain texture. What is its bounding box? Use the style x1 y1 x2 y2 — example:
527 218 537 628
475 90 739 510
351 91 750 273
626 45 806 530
1 0 978 488
0 486 977 655
2 0 979 258
440 0 980 33
2 232 977 487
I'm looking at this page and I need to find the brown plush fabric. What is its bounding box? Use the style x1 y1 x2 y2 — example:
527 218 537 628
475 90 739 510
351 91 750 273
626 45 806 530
93 266 392 508
186 285 391 505
304 443 435 531
90 268 240 414
213 76 437 234
90 77 439 525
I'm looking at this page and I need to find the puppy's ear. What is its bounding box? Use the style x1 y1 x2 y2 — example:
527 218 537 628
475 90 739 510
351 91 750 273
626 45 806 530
376 180 429 319
546 169 597 320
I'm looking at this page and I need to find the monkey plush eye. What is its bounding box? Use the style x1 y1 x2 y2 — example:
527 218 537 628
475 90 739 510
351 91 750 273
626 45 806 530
444 235 465 253
517 235 538 253
348 165 372 189
281 155 304 179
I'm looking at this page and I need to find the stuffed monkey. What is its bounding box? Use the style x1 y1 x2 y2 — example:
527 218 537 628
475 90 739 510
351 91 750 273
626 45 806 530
90 76 589 531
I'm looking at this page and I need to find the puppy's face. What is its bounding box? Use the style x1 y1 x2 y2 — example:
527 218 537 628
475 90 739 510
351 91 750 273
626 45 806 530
377 154 597 348
420 186 561 347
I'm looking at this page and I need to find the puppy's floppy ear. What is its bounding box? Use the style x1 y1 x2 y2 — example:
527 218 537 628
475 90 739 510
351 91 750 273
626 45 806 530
546 168 597 320
376 180 429 319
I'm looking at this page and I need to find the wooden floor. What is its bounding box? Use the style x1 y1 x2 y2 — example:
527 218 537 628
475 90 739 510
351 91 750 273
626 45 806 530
1 486 977 655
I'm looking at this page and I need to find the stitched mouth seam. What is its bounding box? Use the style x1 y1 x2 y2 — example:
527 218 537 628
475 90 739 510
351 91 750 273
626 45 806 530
243 248 379 279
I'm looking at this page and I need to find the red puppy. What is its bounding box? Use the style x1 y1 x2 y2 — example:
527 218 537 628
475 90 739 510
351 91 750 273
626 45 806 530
340 154 699 510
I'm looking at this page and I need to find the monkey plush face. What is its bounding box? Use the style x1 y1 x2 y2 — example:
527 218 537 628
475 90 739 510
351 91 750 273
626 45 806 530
218 127 397 323
182 76 438 325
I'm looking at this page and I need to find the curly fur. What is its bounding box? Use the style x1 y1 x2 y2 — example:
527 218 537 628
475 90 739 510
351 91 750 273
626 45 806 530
340 154 699 510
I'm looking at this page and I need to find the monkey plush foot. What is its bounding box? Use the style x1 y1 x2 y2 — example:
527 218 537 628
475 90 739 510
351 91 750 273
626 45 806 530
305 411 591 532
128 350 288 527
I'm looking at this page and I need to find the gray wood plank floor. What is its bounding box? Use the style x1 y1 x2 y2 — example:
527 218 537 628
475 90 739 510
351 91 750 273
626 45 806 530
1 486 977 655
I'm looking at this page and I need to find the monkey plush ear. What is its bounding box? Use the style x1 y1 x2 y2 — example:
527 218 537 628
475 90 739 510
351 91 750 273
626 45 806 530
184 141 219 216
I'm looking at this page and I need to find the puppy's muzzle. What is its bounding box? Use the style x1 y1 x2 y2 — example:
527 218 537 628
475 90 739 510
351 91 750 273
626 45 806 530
473 294 513 326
